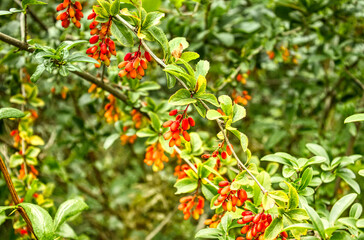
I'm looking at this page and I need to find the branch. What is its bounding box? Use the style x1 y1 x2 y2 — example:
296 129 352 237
0 32 129 104
14 0 48 32
115 15 268 194
0 156 38 240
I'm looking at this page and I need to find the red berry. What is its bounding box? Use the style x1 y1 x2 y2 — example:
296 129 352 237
74 1 82 10
124 52 132 61
183 131 190 142
89 35 99 44
169 109 178 116
87 12 96 20
221 151 227 159
144 51 152 61
243 215 254 223
227 145 233 155
188 117 195 127
218 181 229 187
170 121 179 132
182 118 189 130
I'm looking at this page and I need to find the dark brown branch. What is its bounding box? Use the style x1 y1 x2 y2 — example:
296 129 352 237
0 156 38 240
15 0 48 32
0 32 129 104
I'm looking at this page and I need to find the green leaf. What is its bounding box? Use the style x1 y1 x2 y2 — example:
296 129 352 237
148 26 170 60
218 95 233 116
149 112 161 132
0 206 15 214
306 143 330 162
344 113 364 123
136 128 157 138
53 199 88 231
195 60 210 78
30 64 45 83
196 93 219 107
350 203 363 219
262 194 275 210
142 12 164 29
174 178 198 194
137 81 160 91
195 228 222 238
0 108 25 120
195 75 206 94
169 89 196 105
286 209 309 221
67 53 100 65
56 223 77 239
228 129 248 152
22 0 46 10
104 133 120 149
97 0 111 15
299 167 313 190
19 203 55 240
282 223 315 231
181 52 199 62
10 154 24 168
264 217 283 240
261 154 293 166
10 94 26 105
337 171 361 194
286 182 299 209
232 104 246 123
110 0 120 15
304 205 326 239
110 21 134 47
329 193 357 226
206 110 223 120
169 37 189 53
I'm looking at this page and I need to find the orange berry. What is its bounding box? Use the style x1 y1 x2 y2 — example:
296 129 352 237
182 131 190 142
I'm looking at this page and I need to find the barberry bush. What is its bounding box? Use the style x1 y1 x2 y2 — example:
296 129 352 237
0 0 363 239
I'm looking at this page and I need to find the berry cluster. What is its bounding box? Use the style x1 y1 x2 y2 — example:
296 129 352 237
131 109 143 129
213 181 248 212
232 90 252 106
203 142 233 161
104 94 120 123
178 195 205 220
87 10 116 67
10 130 21 147
174 164 191 179
144 143 169 172
204 214 224 228
120 126 137 145
19 163 38 180
163 108 195 147
236 211 287 240
118 50 152 79
56 0 83 28
236 70 250 84
266 50 275 60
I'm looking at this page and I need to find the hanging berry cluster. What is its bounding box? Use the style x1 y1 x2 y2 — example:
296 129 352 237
232 90 251 106
213 181 248 212
162 107 195 147
178 195 205 220
118 49 152 79
204 213 224 228
56 0 83 28
86 10 116 67
174 164 191 179
203 142 233 161
120 129 137 145
236 211 288 240
104 94 120 123
144 143 169 171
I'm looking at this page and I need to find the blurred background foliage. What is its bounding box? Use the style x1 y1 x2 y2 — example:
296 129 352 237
0 0 363 239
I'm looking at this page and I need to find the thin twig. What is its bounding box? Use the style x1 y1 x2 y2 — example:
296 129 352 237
0 156 38 240
145 207 177 240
